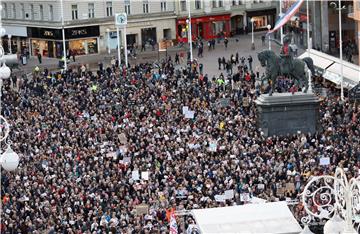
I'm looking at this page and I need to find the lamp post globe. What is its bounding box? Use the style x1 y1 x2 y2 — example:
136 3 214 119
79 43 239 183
1 147 20 171
323 214 346 234
1 64 11 79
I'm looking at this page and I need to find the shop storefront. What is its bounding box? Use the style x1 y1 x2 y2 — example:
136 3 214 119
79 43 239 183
246 9 276 32
2 25 29 54
176 14 230 42
27 26 100 58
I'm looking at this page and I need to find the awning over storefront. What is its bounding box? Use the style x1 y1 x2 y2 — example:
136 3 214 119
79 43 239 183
191 201 302 234
3 25 27 37
298 49 360 89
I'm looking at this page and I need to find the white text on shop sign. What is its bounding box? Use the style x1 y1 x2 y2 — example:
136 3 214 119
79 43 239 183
71 29 88 36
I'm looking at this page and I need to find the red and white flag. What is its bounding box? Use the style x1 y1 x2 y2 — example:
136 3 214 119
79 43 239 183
169 212 178 234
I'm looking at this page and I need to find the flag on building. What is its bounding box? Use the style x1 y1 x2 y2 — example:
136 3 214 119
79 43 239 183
267 0 305 35
169 212 178 234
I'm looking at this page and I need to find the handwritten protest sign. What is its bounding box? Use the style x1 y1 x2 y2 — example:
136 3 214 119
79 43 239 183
320 157 330 166
132 170 140 181
141 171 149 181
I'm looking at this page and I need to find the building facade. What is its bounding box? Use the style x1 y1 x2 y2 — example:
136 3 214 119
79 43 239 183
292 1 355 55
175 0 278 42
1 0 177 57
350 0 360 65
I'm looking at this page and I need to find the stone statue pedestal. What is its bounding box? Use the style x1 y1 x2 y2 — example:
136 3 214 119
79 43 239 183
255 92 320 137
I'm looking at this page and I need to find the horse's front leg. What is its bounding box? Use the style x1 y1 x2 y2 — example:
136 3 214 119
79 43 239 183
269 75 276 96
303 72 309 93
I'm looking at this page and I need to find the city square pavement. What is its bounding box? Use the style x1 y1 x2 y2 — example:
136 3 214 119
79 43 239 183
12 32 305 77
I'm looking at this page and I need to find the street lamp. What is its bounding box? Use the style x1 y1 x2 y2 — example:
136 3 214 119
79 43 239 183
330 1 346 102
279 0 284 44
267 25 271 50
305 0 313 94
60 0 67 71
251 18 255 50
0 5 20 172
106 28 111 55
301 167 359 234
186 0 193 63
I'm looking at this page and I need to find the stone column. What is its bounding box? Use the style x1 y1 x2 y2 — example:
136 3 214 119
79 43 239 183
320 1 329 53
312 1 322 50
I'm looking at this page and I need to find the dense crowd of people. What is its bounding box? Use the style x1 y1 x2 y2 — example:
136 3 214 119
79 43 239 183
1 45 359 234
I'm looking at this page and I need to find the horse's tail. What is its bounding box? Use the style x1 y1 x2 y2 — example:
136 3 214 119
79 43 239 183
302 57 315 76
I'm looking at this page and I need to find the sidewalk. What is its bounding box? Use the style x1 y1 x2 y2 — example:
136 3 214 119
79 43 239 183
11 32 306 77
12 45 188 76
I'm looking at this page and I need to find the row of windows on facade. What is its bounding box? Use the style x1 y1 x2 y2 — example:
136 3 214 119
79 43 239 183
0 1 169 21
1 3 51 21
179 0 263 11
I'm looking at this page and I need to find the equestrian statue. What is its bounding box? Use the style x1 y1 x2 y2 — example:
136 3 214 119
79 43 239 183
258 34 315 95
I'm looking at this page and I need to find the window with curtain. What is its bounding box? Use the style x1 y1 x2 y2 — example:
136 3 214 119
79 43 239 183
20 3 24 19
39 5 43 20
212 0 217 8
49 5 53 21
88 3 95 18
106 2 113 16
218 0 223 7
195 0 201 9
125 0 131 15
72 5 78 20
161 1 167 11
2 3 8 18
143 0 149 13
30 4 34 19
180 0 186 11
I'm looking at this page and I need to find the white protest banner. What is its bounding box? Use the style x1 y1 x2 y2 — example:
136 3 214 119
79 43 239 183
214 195 226 202
224 190 234 199
132 170 140 181
141 171 149 181
185 110 195 119
182 106 189 115
119 133 128 144
106 152 117 158
240 193 250 202
135 204 149 215
319 157 330 166
209 142 217 152
123 157 131 164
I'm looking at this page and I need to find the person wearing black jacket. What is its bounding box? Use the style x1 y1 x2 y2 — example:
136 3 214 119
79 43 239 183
248 55 253 71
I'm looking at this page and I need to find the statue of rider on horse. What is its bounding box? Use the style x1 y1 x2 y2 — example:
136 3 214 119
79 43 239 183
258 33 315 95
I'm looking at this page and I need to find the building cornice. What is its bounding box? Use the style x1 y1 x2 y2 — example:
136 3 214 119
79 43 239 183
2 12 177 29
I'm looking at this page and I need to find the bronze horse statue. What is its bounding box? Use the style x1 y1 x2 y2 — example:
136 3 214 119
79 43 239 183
258 50 315 95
